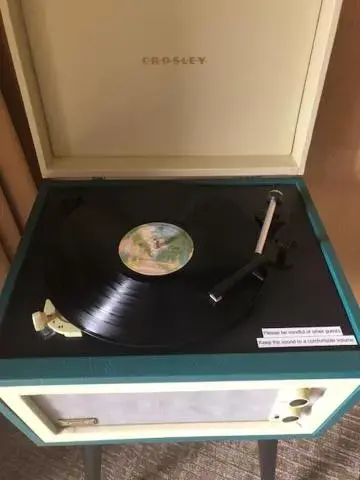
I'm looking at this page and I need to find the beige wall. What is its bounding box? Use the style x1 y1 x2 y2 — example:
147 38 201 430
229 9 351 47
0 94 37 288
306 0 360 301
0 15 37 289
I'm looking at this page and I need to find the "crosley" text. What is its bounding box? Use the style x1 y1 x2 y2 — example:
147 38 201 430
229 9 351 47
142 56 207 65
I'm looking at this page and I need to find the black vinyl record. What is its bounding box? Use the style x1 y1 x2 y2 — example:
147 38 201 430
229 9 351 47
45 184 265 350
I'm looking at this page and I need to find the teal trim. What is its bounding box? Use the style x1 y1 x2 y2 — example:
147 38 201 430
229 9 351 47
314 386 360 437
0 351 359 386
296 179 360 341
39 431 319 447
0 183 49 324
0 400 43 445
43 176 299 188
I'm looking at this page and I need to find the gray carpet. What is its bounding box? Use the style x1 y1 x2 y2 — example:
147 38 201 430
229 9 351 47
0 403 359 480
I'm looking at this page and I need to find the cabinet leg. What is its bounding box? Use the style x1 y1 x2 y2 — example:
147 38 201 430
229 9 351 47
83 445 102 480
258 440 278 480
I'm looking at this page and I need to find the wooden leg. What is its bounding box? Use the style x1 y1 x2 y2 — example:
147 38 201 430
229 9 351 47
258 440 278 480
83 445 102 480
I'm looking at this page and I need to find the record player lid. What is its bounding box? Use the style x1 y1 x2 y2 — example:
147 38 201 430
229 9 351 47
1 0 341 179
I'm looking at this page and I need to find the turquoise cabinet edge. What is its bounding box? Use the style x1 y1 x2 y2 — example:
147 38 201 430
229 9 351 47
0 176 359 387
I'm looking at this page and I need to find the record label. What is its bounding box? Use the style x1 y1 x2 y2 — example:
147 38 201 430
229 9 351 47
119 222 194 276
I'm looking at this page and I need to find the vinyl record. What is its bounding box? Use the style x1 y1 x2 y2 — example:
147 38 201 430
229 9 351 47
45 185 265 349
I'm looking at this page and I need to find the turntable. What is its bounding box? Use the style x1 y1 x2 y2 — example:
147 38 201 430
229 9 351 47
0 2 359 480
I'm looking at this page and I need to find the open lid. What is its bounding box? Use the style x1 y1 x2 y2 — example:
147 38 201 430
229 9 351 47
1 0 342 179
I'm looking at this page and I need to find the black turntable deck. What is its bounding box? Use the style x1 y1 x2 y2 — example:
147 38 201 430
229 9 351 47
0 180 358 358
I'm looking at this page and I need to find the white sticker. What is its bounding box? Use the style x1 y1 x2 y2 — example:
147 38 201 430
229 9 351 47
261 326 343 338
257 335 357 348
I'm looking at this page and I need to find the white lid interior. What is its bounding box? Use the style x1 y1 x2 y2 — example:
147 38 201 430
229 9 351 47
2 0 341 178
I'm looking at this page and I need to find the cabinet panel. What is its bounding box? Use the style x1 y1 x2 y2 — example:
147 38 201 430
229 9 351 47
33 390 278 426
1 379 358 443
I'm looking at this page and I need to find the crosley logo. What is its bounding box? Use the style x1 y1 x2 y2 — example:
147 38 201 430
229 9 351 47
143 56 207 65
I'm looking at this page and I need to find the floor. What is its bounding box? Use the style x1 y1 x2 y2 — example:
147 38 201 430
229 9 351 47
0 404 359 480
0 1 360 479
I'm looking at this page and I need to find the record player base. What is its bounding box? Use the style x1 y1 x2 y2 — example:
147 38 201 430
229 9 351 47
0 178 359 478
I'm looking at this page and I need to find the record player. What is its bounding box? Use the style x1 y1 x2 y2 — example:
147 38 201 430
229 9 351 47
0 1 359 478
